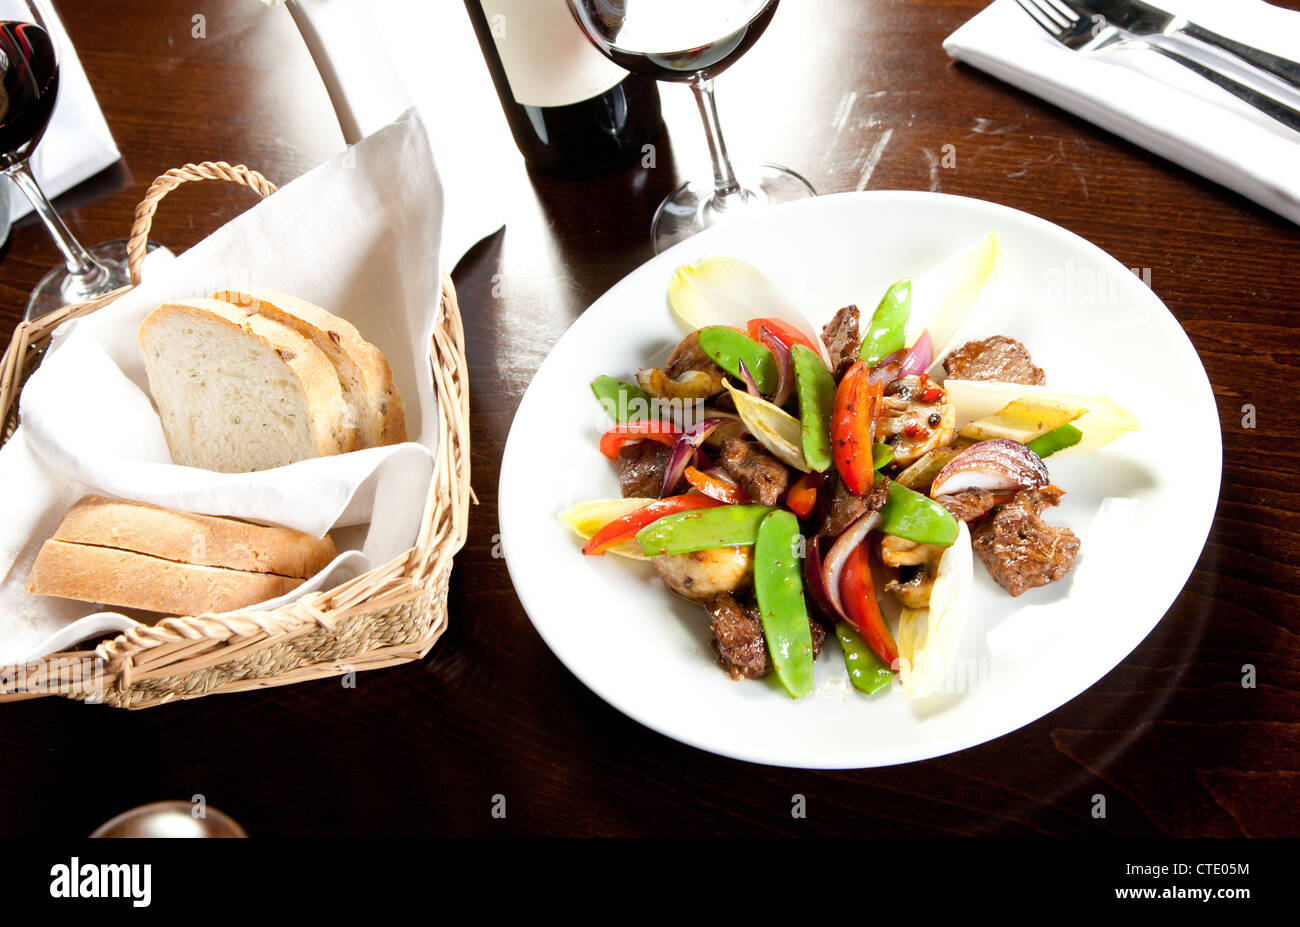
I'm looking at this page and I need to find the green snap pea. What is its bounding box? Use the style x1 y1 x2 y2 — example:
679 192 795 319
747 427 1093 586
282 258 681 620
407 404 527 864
697 326 778 394
1025 423 1082 459
879 480 959 547
590 375 654 423
837 621 893 695
790 344 835 472
636 504 775 557
872 442 894 471
754 510 815 699
858 278 912 366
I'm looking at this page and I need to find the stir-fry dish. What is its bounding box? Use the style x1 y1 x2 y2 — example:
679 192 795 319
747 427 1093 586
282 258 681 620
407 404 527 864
562 237 1138 699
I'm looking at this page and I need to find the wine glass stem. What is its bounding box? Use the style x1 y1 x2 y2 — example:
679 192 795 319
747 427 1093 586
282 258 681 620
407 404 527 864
690 77 743 202
4 160 110 288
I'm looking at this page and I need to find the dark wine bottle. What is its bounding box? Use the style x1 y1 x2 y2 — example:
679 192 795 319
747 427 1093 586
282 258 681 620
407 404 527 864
464 0 662 180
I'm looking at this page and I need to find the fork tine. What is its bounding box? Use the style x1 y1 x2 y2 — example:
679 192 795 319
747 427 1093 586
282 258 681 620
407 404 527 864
1040 0 1083 26
1014 0 1067 35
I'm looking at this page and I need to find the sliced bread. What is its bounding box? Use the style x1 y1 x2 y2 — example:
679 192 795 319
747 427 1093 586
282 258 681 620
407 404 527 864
28 540 304 615
139 298 361 472
27 495 337 615
52 495 337 578
213 288 408 447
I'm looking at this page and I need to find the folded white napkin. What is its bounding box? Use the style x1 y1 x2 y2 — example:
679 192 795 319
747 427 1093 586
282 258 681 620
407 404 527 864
287 0 510 265
945 0 1300 224
0 108 443 666
6 3 120 223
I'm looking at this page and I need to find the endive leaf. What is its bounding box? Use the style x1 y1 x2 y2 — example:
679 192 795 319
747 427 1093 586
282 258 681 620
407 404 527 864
669 257 831 364
958 396 1087 443
896 521 972 700
558 498 656 560
724 383 811 473
906 231 1002 373
945 379 1138 457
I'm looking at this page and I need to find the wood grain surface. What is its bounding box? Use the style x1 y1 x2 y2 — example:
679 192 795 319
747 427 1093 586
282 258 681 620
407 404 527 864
0 0 1296 837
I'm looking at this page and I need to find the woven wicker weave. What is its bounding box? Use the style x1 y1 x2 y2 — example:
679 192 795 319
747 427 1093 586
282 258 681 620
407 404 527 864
0 162 471 708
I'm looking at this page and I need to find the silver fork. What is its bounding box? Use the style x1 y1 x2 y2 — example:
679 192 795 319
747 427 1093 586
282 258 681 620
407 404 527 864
1016 0 1300 134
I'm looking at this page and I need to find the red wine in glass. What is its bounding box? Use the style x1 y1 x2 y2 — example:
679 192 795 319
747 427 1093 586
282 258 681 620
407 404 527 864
581 1 778 82
0 1 169 321
567 0 813 253
0 19 59 167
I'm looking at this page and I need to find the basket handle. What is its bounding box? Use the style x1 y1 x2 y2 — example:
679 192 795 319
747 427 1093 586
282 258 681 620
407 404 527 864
126 162 278 286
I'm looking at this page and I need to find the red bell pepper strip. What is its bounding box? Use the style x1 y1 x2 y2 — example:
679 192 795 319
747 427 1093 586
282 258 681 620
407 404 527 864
684 466 751 505
785 471 822 519
582 494 722 555
598 419 683 459
747 317 820 357
831 361 883 496
838 540 899 669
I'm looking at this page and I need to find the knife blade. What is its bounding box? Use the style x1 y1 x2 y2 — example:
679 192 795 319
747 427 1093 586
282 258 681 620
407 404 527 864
1066 0 1300 90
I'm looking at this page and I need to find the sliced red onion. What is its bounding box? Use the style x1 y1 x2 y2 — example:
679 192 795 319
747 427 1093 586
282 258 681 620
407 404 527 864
929 439 1050 498
702 466 739 487
736 358 762 397
660 417 736 497
803 535 841 630
867 350 904 388
757 325 794 408
899 329 933 378
822 511 881 621
699 466 752 503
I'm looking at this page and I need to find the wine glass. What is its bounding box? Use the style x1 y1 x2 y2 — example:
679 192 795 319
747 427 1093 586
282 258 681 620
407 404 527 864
0 0 166 320
567 0 814 253
90 801 248 838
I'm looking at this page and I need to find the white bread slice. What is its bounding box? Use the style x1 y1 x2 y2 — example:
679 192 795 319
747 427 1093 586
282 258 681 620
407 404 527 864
139 298 361 472
52 495 336 579
213 288 408 447
27 539 303 615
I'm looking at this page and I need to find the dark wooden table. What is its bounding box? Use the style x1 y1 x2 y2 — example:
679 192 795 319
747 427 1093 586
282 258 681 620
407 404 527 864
2 0 1296 838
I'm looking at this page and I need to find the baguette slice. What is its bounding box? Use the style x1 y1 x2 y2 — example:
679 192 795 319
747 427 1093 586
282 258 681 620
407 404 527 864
28 540 303 615
213 288 408 447
52 495 336 579
139 298 361 472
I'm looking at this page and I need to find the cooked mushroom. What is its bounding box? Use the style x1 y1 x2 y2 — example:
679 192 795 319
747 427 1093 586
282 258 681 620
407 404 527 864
652 546 754 600
881 536 944 609
637 331 726 400
876 375 956 467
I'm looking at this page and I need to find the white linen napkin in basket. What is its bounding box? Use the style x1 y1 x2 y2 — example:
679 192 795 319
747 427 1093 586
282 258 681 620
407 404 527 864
0 107 443 666
7 3 120 223
944 0 1300 224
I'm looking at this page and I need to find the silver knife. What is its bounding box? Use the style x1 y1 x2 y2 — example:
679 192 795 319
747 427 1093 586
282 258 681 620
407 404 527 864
1068 0 1300 91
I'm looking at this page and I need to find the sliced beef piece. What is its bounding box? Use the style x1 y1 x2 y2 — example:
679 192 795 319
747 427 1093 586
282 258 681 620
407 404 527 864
809 613 827 660
719 438 790 506
618 441 669 498
706 593 825 681
943 335 1046 385
971 487 1079 596
817 472 889 538
708 593 770 680
935 488 999 523
821 305 861 379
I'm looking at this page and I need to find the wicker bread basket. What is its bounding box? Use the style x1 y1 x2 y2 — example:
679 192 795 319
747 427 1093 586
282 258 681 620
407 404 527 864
0 162 471 708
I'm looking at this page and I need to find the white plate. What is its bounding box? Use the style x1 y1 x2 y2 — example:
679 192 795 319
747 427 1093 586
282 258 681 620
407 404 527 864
498 191 1220 769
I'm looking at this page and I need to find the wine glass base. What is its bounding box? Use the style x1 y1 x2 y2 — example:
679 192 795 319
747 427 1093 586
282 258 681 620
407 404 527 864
26 239 173 321
651 162 816 254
